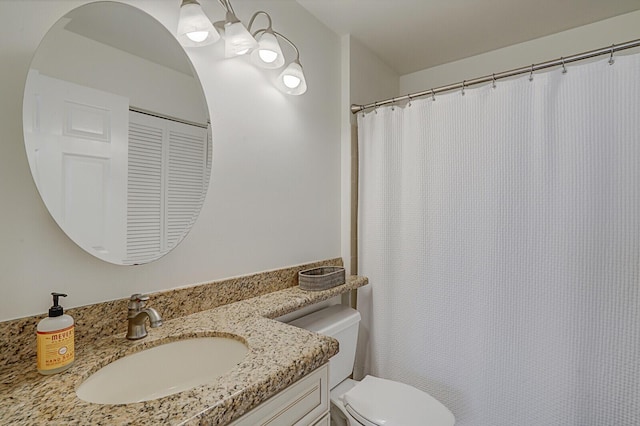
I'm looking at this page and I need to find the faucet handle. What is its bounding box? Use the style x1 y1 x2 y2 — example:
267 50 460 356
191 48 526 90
129 293 150 310
130 293 149 302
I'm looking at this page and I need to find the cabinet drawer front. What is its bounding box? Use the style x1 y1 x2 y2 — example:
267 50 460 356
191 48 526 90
230 364 329 426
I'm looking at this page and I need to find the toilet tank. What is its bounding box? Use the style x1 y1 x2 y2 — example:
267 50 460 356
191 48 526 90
288 304 361 389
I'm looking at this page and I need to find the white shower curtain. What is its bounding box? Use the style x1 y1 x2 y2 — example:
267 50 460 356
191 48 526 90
357 54 640 426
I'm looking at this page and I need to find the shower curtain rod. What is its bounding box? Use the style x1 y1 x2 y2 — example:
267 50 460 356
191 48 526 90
350 38 640 114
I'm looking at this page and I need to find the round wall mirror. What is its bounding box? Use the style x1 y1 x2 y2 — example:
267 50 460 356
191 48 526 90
23 1 212 265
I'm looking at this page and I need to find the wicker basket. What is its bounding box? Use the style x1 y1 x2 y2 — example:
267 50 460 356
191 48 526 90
298 266 345 291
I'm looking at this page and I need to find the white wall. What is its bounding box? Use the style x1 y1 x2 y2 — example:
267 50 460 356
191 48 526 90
340 35 398 277
340 35 353 275
0 0 342 321
401 10 640 94
349 36 399 106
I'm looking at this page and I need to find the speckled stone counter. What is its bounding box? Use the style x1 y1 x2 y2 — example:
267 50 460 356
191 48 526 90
0 275 368 425
0 258 344 367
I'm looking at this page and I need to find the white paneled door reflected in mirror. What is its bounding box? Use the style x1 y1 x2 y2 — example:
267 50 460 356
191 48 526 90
23 1 212 265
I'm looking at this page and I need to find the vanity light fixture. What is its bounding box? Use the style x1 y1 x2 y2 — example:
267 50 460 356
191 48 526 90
177 0 220 47
175 0 307 95
248 12 285 69
247 13 307 95
252 31 284 67
272 33 307 95
220 0 258 57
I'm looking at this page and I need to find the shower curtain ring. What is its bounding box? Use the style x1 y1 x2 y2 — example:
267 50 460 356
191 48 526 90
561 57 567 74
461 80 466 96
529 64 534 81
374 101 379 114
391 98 396 111
609 44 615 65
431 89 436 102
407 94 412 107
492 73 497 89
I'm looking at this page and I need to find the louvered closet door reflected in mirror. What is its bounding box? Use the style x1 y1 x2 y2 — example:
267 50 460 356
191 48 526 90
127 112 209 265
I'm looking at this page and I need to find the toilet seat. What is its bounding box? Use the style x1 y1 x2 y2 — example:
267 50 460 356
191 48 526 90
342 376 455 426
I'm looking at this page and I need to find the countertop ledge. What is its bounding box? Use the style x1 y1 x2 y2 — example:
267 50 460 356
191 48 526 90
0 276 368 426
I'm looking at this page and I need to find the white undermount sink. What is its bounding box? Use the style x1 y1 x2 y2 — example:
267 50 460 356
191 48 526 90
76 337 248 404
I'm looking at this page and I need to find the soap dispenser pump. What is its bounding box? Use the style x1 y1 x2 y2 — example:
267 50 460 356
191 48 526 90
37 292 75 375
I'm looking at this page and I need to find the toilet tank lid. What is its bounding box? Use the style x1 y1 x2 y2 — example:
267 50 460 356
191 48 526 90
343 376 455 426
287 304 361 335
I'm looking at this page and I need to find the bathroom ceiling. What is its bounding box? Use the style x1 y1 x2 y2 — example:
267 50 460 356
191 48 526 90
296 0 640 75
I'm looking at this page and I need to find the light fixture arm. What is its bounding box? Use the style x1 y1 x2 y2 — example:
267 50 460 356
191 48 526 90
217 0 241 24
217 0 234 15
273 30 300 62
247 11 273 33
253 28 267 38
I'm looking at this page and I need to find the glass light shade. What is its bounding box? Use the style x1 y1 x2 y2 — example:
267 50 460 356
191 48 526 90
177 1 219 47
276 61 307 95
250 32 285 69
224 21 258 57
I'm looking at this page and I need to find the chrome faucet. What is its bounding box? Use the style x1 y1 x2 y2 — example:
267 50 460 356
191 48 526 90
126 294 163 340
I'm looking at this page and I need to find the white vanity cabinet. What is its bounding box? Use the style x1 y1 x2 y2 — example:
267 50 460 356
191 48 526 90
311 413 330 425
230 364 329 426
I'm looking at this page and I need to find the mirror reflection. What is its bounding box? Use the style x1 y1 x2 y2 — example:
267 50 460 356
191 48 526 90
23 2 212 265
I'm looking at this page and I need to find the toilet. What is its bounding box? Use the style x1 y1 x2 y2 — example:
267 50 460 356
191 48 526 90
288 305 455 426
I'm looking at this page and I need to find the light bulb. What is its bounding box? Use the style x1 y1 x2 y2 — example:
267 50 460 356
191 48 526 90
259 49 278 63
283 75 301 89
186 31 208 42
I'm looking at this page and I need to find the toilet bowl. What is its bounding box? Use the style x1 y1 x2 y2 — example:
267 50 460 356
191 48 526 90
288 305 455 426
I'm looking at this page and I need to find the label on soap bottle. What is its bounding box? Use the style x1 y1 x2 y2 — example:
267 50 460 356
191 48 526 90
37 325 75 370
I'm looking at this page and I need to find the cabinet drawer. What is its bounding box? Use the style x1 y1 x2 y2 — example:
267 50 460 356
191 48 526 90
230 364 329 426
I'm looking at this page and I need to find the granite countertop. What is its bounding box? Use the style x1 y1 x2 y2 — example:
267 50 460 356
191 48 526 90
0 276 368 425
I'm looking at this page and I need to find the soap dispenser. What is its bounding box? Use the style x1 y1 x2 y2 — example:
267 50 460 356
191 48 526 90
37 292 75 375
